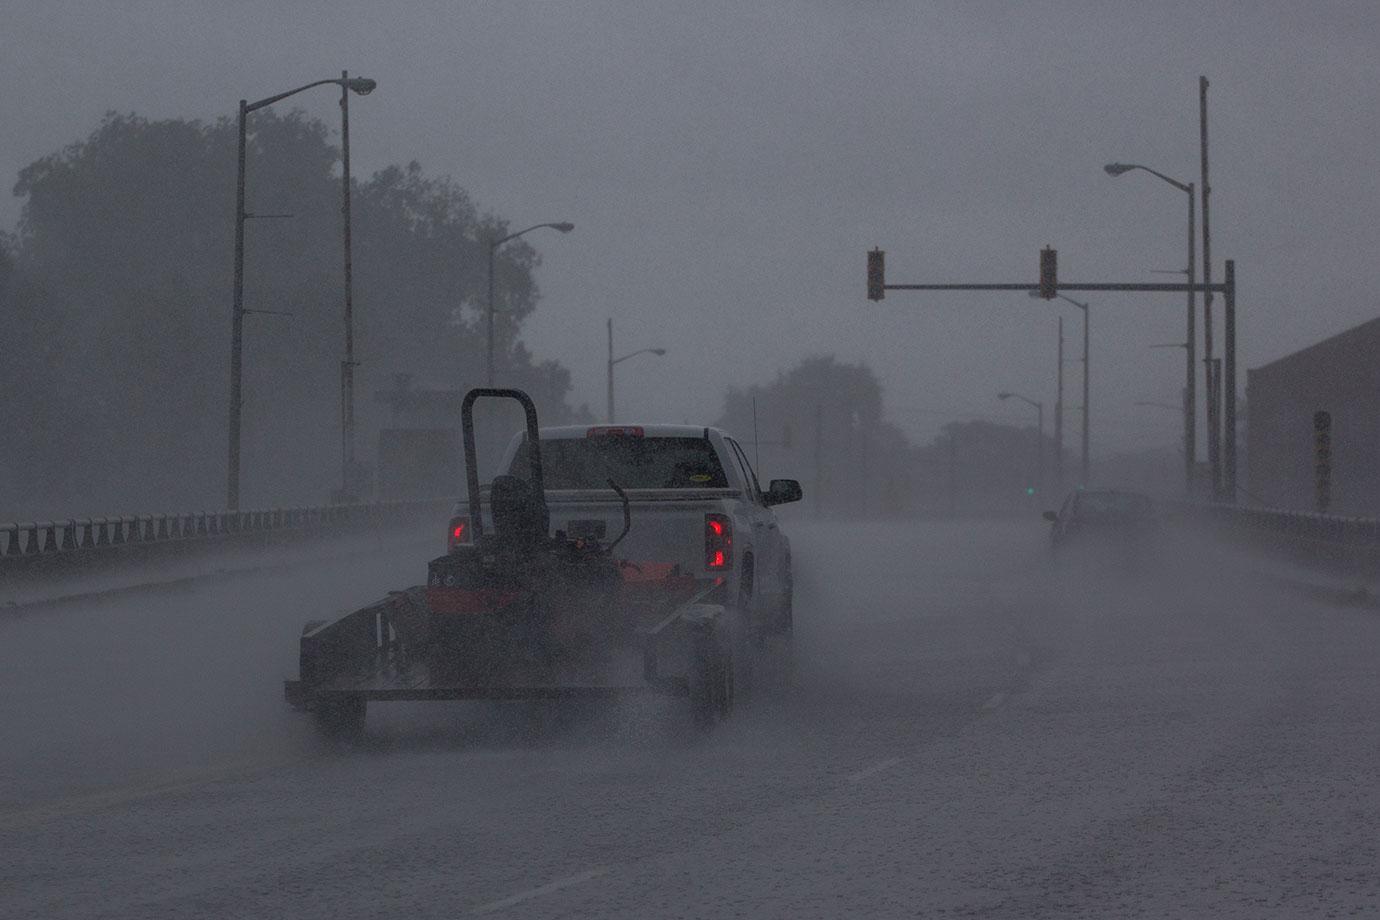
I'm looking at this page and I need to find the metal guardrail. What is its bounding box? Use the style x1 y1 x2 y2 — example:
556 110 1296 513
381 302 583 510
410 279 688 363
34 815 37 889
1172 500 1380 577
1192 503 1380 545
0 498 451 572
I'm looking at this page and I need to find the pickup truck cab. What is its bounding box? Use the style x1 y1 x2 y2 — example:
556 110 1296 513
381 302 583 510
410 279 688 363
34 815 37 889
448 423 802 645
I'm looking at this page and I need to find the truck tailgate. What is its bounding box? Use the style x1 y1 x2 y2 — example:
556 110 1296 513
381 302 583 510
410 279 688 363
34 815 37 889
541 490 738 575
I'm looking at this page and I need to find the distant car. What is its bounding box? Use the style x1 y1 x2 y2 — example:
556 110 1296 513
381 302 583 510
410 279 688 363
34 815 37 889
1043 489 1157 549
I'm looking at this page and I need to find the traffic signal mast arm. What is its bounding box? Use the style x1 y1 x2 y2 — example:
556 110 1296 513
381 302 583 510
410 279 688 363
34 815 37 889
864 247 1240 504
865 246 1229 298
876 281 1229 294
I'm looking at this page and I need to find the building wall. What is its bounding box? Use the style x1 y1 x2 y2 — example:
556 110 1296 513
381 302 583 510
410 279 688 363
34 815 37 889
1247 317 1380 514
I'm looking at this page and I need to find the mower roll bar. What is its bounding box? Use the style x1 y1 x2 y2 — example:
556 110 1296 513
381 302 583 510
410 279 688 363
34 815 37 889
461 388 546 538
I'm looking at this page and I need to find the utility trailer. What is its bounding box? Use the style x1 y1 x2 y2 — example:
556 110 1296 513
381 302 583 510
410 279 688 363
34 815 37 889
284 388 738 739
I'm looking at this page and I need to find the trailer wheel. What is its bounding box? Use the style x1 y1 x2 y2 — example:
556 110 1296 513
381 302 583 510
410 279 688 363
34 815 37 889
313 695 366 740
715 645 735 720
779 566 794 637
689 634 732 730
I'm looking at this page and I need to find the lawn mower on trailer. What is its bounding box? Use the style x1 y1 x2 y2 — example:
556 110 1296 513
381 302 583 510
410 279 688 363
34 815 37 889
283 387 736 739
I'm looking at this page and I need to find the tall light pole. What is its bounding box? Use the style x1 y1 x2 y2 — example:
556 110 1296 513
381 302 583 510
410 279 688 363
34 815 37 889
1148 340 1193 495
606 316 666 423
228 74 376 511
337 70 376 502
486 222 574 386
1136 394 1192 481
1030 290 1090 485
998 391 1044 495
1104 161 1196 498
1055 316 1064 489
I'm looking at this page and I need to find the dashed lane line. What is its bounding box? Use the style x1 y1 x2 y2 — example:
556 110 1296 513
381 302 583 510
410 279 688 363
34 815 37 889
846 756 902 784
982 691 1008 711
0 753 317 828
471 867 609 915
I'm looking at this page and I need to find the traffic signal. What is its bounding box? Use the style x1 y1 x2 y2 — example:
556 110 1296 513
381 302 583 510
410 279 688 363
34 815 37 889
867 248 885 301
1038 246 1057 299
1314 410 1332 512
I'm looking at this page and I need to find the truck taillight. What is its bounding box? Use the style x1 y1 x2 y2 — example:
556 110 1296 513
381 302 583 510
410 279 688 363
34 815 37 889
447 515 471 550
705 513 732 570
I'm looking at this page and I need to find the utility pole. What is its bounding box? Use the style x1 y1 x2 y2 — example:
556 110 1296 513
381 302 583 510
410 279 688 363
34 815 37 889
859 418 870 516
606 317 614 423
338 70 357 501
1055 316 1064 489
947 433 958 517
1185 181 1197 497
1200 75 1220 499
228 99 247 511
1224 255 1238 499
813 403 823 517
1182 385 1192 477
1080 305 1089 485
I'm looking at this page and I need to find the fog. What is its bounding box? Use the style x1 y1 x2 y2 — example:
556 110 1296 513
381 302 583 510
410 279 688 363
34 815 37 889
5 5 1380 912
6 515 1379 914
4 2 1380 515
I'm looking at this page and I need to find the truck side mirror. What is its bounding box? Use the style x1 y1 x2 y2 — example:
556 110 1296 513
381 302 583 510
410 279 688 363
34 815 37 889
764 479 803 506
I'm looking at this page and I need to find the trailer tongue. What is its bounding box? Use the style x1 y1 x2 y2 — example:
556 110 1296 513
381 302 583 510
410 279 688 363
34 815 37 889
284 388 736 739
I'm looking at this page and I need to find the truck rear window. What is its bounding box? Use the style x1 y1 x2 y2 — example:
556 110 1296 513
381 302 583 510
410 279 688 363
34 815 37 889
510 437 728 490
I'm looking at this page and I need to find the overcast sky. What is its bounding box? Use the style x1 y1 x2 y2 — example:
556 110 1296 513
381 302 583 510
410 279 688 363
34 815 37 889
4 0 1378 462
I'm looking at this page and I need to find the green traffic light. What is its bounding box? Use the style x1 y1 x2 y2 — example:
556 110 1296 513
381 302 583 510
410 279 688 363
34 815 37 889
1025 487 1035 496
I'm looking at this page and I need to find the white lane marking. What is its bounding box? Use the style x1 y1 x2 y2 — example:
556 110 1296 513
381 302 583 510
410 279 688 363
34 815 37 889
471 867 609 915
0 754 316 829
846 756 901 784
982 691 1007 711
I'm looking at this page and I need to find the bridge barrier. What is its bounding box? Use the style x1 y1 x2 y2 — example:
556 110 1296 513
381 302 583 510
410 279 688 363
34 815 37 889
0 498 452 582
1176 501 1380 575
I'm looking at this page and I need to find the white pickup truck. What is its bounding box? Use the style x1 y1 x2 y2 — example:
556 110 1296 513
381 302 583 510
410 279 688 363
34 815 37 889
447 423 802 647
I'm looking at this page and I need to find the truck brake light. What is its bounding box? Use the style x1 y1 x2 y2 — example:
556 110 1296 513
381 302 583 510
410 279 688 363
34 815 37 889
705 513 732 570
447 515 471 550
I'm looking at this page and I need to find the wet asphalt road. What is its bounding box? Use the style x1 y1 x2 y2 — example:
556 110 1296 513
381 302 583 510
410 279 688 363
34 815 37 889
3 519 1378 918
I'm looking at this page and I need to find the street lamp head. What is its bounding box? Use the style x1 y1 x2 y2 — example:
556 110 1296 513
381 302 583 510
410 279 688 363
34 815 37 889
551 222 575 233
1104 162 1135 177
650 348 667 356
345 78 377 95
997 392 1012 400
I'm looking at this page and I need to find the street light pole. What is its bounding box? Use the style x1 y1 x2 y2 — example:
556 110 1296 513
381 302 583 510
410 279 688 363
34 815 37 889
606 316 667 423
1149 341 1193 496
485 221 575 387
227 74 376 511
228 99 248 511
1200 76 1220 500
1186 182 1197 496
1104 161 1197 498
998 391 1044 495
1135 396 1191 472
1034 291 1091 485
1055 316 1064 489
339 70 357 501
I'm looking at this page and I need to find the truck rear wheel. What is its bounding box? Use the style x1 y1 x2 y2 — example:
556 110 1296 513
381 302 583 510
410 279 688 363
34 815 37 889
689 641 732 730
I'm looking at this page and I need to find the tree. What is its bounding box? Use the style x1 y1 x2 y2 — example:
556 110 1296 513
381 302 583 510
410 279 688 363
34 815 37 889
1 111 581 515
715 355 918 517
